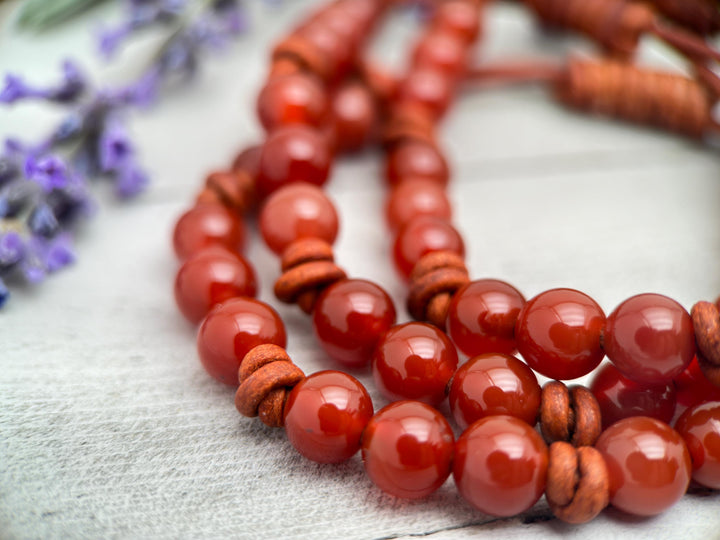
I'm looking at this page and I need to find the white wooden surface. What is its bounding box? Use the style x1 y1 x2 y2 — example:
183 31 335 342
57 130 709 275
2 1 720 539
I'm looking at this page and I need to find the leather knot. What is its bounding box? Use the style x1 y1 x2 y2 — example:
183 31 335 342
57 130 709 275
539 381 602 447
274 238 347 313
407 251 469 329
692 301 720 387
203 170 256 214
234 344 305 428
381 101 437 148
273 35 332 82
546 442 609 524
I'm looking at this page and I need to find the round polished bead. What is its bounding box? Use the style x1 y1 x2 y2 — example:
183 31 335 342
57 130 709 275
172 203 246 261
257 73 329 132
284 371 373 463
412 29 468 77
590 362 676 430
448 353 541 429
386 178 452 232
595 416 691 516
174 247 257 324
397 68 455 119
385 140 449 187
361 401 455 499
313 279 397 368
372 322 458 406
447 279 526 356
392 216 465 280
331 81 376 153
197 298 286 385
515 288 606 380
432 0 481 43
297 22 353 80
231 144 262 178
674 357 720 411
604 293 696 384
257 125 332 198
453 415 548 517
258 182 339 255
675 401 720 489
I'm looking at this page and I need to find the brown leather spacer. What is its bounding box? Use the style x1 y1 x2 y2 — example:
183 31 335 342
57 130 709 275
235 344 305 428
269 57 303 79
381 102 437 148
280 238 335 272
273 35 331 81
205 170 256 214
546 442 609 524
692 301 720 366
359 59 399 107
275 261 347 309
195 187 223 205
539 381 602 447
406 251 469 329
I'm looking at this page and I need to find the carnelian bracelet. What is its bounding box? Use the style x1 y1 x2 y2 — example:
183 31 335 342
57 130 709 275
171 0 720 525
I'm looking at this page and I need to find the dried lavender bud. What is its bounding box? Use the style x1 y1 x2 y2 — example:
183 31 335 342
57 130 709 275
24 155 71 192
28 204 61 238
0 232 24 268
0 61 86 105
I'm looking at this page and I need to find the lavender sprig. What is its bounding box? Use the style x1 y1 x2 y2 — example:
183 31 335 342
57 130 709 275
0 0 251 307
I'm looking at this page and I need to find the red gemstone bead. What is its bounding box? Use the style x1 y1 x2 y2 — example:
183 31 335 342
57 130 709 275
284 370 373 463
453 415 548 517
385 140 449 187
231 145 262 178
412 29 468 78
604 293 696 384
397 68 455 119
432 0 481 44
257 125 332 199
448 353 541 429
385 178 452 232
312 279 396 368
392 216 465 280
515 288 606 380
595 416 691 516
174 247 257 324
297 22 353 81
197 298 286 385
257 73 329 132
447 279 526 357
372 322 458 406
172 203 246 261
258 182 339 255
590 362 676 430
674 357 720 411
361 401 454 499
675 401 720 489
330 81 377 153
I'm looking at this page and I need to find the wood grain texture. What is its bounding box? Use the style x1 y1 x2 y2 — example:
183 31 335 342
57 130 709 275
1 2 720 538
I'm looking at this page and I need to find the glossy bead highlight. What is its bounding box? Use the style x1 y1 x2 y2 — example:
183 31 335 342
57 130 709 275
515 288 606 380
453 415 548 517
172 203 246 261
312 279 397 368
284 370 373 463
372 322 458 406
447 279 526 356
174 247 257 324
595 416 691 516
197 298 286 385
392 216 465 279
361 401 454 499
448 353 541 429
675 401 720 489
604 293 696 384
259 182 339 255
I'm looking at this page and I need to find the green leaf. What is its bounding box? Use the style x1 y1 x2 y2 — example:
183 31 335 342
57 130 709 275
15 0 111 30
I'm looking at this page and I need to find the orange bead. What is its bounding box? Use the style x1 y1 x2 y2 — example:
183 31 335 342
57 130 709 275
386 178 451 231
257 73 329 132
385 140 449 186
397 68 455 119
259 182 339 255
392 216 464 279
331 81 377 153
172 203 246 261
412 29 468 78
432 0 481 44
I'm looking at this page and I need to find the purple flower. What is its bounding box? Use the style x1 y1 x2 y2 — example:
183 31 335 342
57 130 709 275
97 24 132 58
98 119 133 172
0 277 9 308
25 154 70 192
0 231 24 267
0 74 31 104
115 164 148 198
44 233 75 272
28 204 60 237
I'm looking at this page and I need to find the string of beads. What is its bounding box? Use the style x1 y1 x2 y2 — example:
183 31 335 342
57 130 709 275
172 0 720 526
